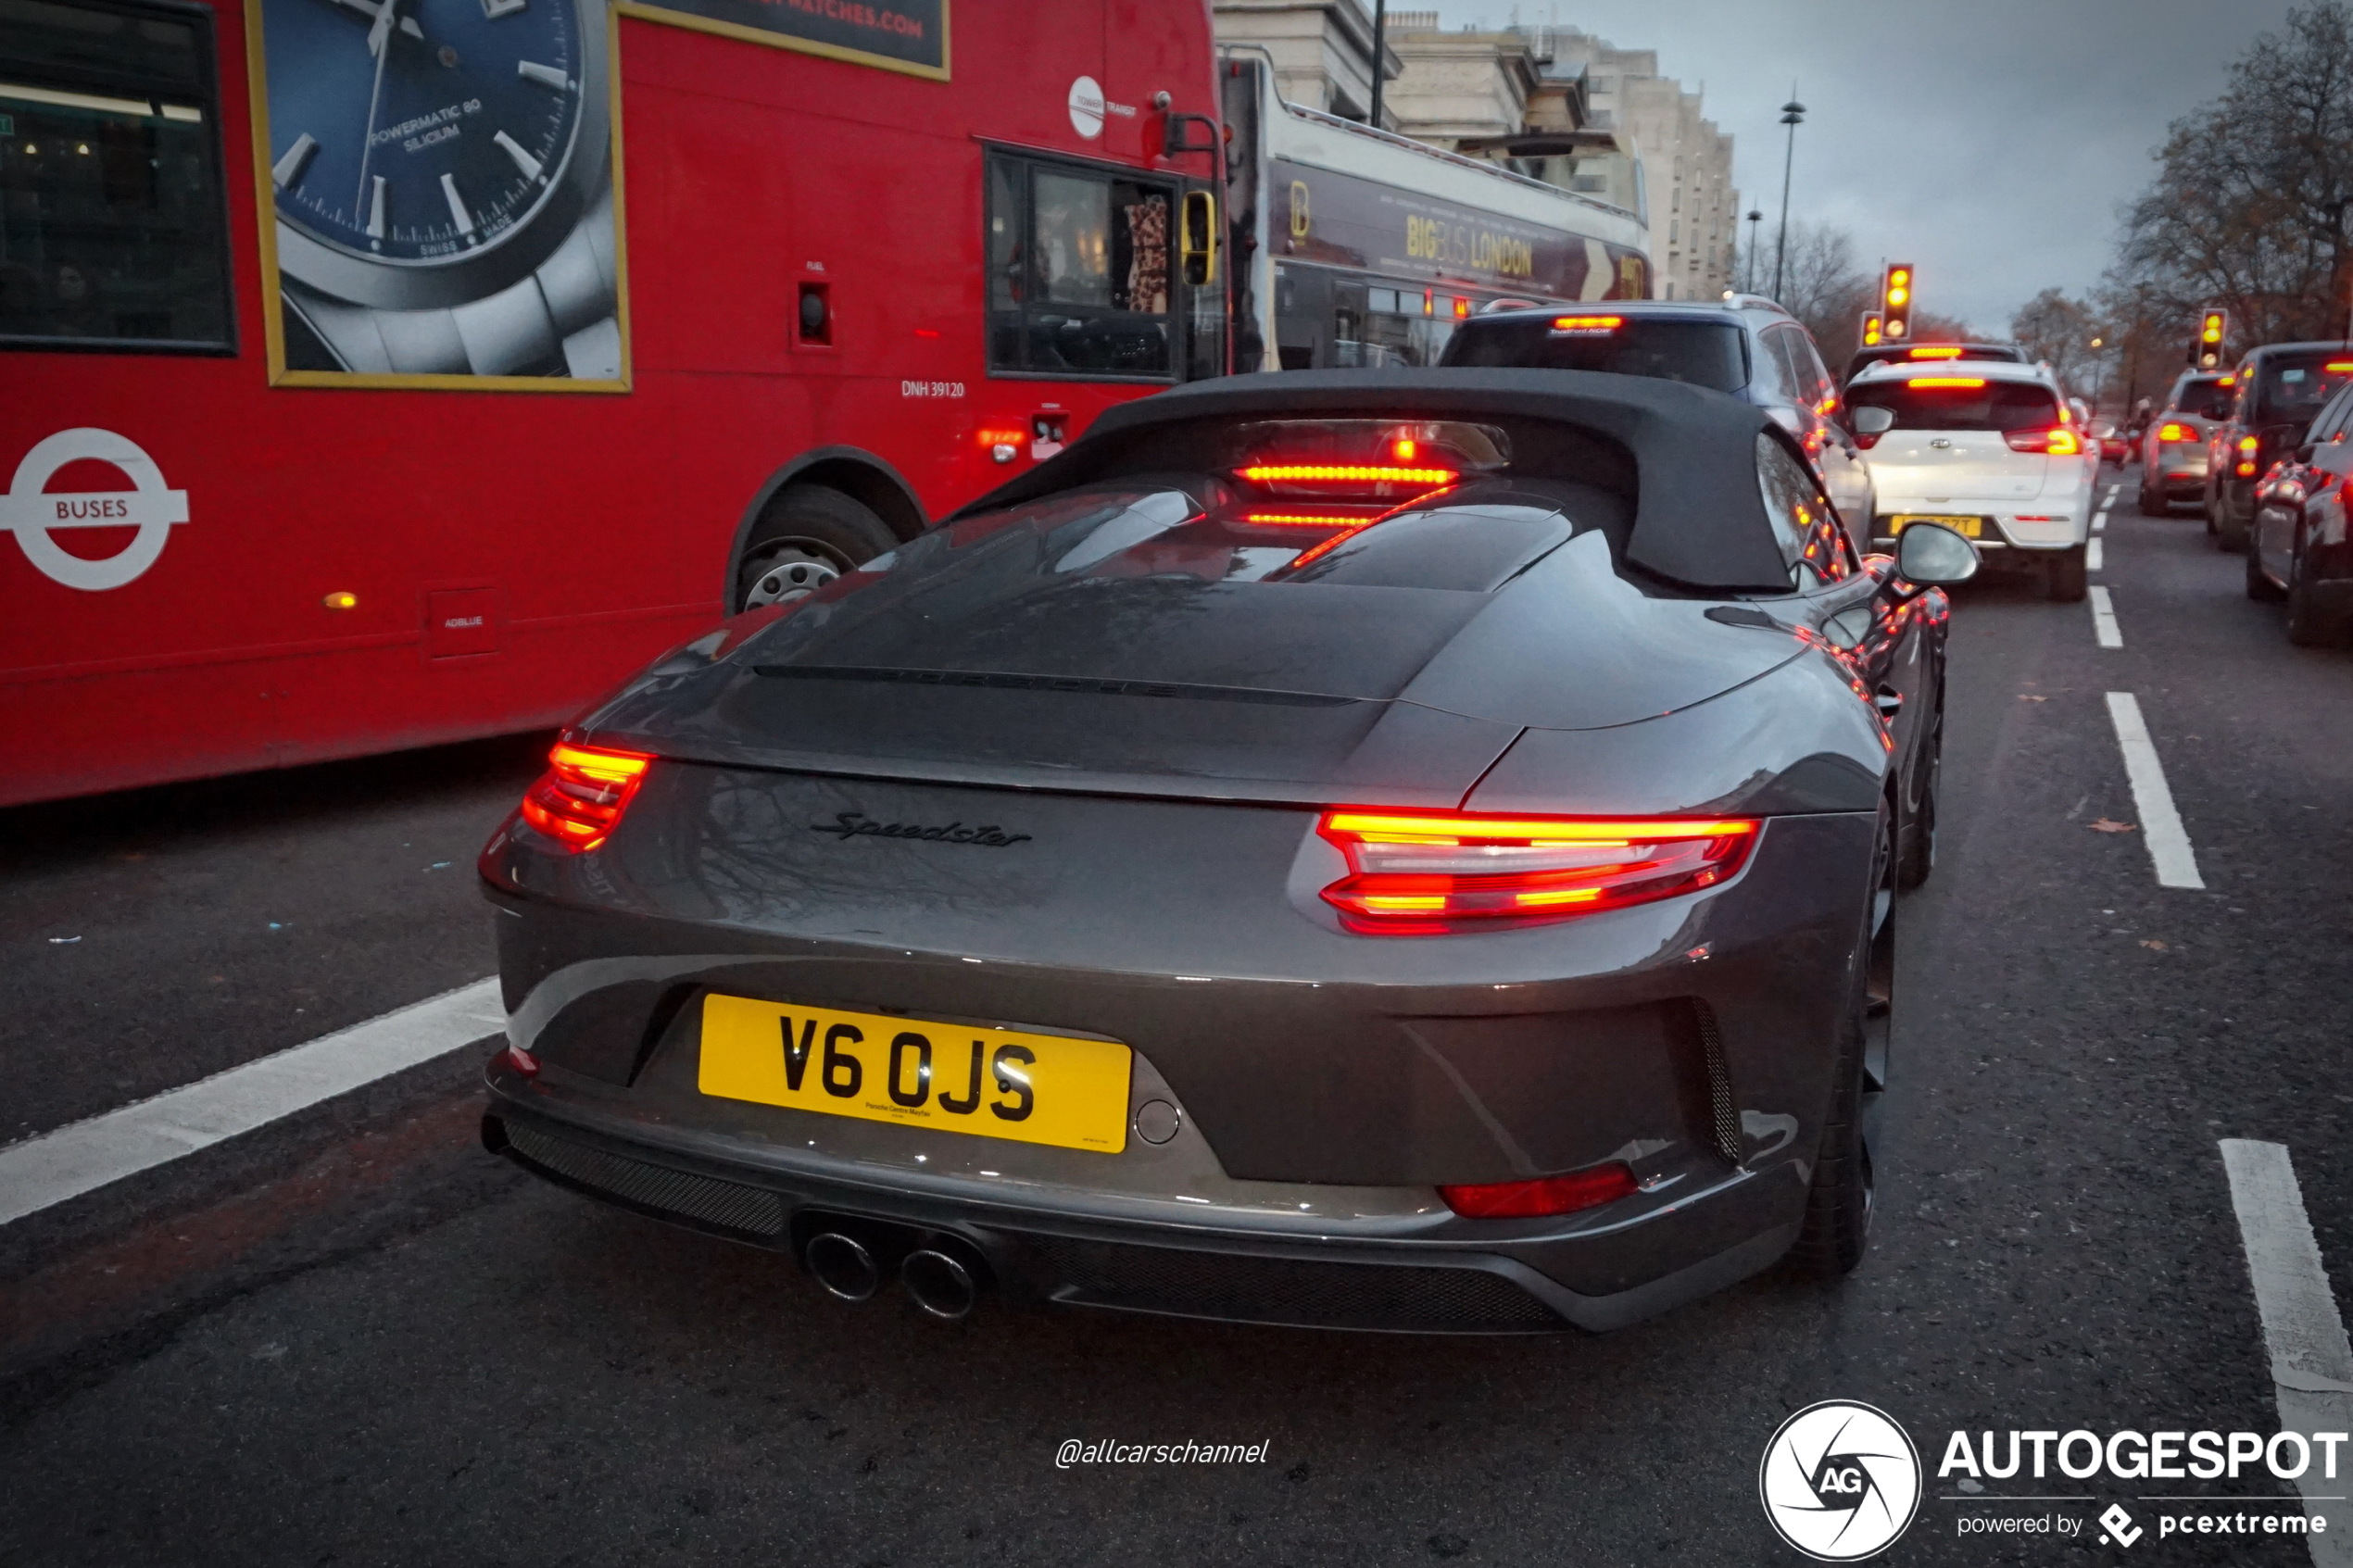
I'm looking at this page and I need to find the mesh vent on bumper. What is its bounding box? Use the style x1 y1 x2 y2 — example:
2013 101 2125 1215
504 1121 788 1238
1024 1234 1564 1333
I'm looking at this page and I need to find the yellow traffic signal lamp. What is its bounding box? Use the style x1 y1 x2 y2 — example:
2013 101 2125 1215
2194 308 2228 369
1880 263 1914 340
1861 311 1883 347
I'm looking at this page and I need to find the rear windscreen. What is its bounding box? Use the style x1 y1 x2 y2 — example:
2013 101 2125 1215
1847 378 2060 432
1441 317 1749 394
2255 354 2353 425
2172 377 2233 420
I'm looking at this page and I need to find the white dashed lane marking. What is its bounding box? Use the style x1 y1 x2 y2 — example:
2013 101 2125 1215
2094 511 2108 533
2105 692 2204 889
2221 1140 2353 1566
2090 585 2124 648
2088 537 2105 572
0 978 504 1225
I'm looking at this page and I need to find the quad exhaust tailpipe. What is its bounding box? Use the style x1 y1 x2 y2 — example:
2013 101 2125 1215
900 1248 979 1321
802 1231 882 1302
800 1220 987 1320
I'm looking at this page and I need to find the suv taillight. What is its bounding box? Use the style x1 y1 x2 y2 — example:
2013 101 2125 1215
2158 421 2190 442
518 741 655 852
2005 426 2081 456
1315 809 1758 931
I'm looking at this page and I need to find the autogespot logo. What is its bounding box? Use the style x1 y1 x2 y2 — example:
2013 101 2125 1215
1760 1400 1924 1561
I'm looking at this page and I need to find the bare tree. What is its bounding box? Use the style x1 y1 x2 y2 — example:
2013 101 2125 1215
2118 1 2353 349
2011 287 2103 385
1737 220 1982 365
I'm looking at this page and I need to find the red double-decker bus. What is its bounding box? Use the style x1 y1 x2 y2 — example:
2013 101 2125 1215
2 0 1227 804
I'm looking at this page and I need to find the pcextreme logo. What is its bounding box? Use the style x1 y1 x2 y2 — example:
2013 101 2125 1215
1760 1400 1924 1561
1 427 190 590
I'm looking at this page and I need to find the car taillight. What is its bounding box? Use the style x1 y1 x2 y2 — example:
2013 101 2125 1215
1314 809 1759 930
518 741 655 852
2004 426 2080 455
2237 433 2260 477
1440 1161 1638 1218
1551 314 1622 333
2158 421 2189 442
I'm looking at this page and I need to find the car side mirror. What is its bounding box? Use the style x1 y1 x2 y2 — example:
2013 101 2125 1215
1894 521 1980 586
1852 406 1895 435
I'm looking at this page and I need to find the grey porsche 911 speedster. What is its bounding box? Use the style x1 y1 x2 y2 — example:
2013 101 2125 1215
477 369 1978 1334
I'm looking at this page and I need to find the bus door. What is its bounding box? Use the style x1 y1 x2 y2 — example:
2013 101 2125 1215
1179 182 1227 381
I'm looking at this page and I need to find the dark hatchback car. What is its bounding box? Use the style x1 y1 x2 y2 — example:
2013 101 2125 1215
1441 298 1875 549
478 370 1975 1335
2247 378 2353 645
2206 343 2353 551
1843 341 2028 385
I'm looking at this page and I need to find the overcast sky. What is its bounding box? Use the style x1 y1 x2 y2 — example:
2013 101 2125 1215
1424 0 2304 332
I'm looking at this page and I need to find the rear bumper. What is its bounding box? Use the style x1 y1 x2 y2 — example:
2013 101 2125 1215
483 1089 1806 1334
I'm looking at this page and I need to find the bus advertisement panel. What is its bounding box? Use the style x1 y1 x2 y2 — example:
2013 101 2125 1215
2 0 1225 806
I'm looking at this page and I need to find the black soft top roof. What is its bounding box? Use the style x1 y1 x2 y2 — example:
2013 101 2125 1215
952 368 1797 592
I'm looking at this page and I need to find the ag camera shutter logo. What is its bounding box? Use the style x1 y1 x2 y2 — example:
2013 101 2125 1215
1759 1400 1922 1561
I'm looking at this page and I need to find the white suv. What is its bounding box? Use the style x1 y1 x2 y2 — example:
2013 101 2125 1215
1846 360 2091 601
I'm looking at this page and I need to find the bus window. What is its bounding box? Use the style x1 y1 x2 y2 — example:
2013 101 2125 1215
987 151 1173 380
0 0 233 351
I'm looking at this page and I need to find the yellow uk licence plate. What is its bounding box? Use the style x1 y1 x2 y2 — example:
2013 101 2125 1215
1892 513 1982 538
697 994 1131 1154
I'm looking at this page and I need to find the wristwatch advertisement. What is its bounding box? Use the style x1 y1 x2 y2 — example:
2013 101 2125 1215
246 0 628 388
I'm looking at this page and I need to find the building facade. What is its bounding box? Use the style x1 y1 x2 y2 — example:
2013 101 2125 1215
1540 30 1738 300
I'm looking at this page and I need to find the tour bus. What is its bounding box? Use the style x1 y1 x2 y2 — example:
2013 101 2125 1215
1215 50 1650 373
1 0 1231 804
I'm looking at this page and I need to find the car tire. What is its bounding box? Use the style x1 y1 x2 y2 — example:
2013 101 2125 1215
1793 809 1892 1278
2246 531 2287 601
1894 680 1941 891
2285 528 2351 646
2137 481 2166 517
734 485 899 611
2045 545 2089 603
2216 492 2248 552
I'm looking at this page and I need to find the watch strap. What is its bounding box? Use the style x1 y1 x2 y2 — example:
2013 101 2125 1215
283 187 619 380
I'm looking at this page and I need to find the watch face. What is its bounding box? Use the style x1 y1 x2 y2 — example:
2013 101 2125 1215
264 0 587 265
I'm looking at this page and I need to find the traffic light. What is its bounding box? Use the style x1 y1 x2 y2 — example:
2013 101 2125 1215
1880 263 1914 340
1860 311 1883 347
2192 308 2228 369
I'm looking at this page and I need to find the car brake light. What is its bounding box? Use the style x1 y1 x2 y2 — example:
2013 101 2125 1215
1439 1161 1638 1218
1239 463 1459 486
2328 361 2353 372
519 741 654 851
1314 809 1758 929
1906 376 1985 388
2004 426 2080 455
2158 421 2188 441
1551 315 1622 333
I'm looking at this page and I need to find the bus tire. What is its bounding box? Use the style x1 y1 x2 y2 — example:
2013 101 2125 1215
736 485 898 610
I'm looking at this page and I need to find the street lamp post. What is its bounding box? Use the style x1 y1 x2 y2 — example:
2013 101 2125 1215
1743 209 1762 294
1771 92 1805 303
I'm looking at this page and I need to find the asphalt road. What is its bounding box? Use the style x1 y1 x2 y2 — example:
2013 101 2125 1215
5 470 2351 1566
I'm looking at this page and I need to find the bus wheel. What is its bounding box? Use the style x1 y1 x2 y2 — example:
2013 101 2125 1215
736 486 897 610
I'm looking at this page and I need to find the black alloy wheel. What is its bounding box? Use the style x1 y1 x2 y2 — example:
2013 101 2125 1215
2246 521 2287 602
2216 488 2249 552
2286 524 2353 646
1894 678 1942 891
1793 807 1894 1278
735 485 898 611
2045 545 2089 603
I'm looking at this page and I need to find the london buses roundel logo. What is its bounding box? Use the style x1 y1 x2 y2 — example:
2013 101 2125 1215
1 427 190 591
1758 1400 1921 1561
